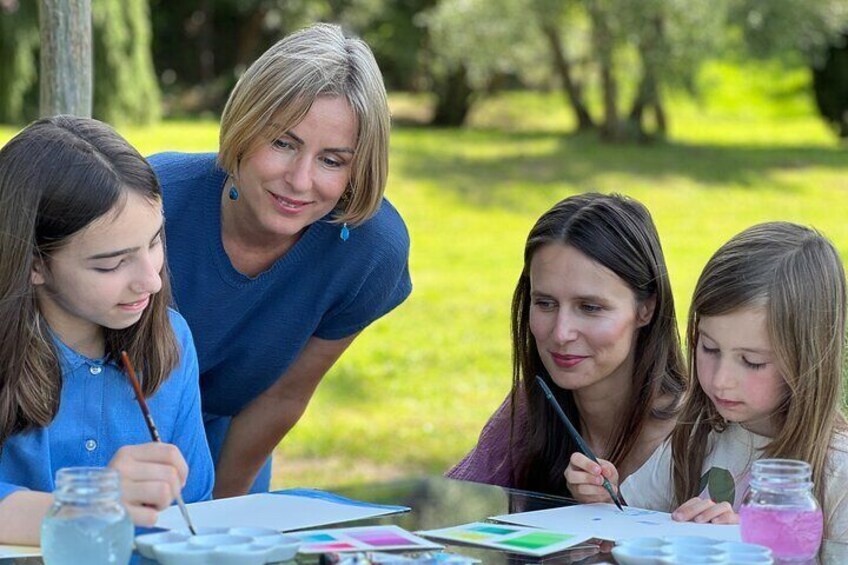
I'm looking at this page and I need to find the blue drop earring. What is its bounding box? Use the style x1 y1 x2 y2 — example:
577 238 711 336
228 184 239 201
339 187 352 241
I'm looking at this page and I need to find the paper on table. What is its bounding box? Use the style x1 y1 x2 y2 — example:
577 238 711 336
156 488 409 531
0 545 41 558
418 521 593 557
491 503 741 542
291 525 443 554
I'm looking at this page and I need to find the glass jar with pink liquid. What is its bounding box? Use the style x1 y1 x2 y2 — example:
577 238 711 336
740 459 823 561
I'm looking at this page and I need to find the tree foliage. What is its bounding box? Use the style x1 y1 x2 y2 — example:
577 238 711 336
418 0 848 140
731 0 848 62
731 0 848 139
421 0 550 126
149 0 415 113
421 0 726 136
92 0 160 124
812 34 848 138
0 1 40 123
4 0 846 138
339 0 436 91
0 0 160 125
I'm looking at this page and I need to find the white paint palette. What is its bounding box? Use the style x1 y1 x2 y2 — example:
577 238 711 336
612 536 773 564
135 526 300 564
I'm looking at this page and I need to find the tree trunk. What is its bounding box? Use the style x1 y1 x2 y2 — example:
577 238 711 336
197 0 215 86
812 33 848 139
235 6 268 68
540 22 594 131
627 15 667 141
628 80 647 125
431 64 474 127
599 61 621 141
654 97 667 134
39 0 92 118
627 76 653 141
587 2 622 141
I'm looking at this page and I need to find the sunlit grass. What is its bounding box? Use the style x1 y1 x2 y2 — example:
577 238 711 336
1 58 845 489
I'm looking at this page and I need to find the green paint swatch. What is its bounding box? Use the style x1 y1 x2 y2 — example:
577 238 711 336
453 531 490 541
470 525 517 535
499 532 574 550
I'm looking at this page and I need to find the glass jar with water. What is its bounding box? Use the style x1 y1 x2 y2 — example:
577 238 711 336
740 458 823 561
41 467 134 565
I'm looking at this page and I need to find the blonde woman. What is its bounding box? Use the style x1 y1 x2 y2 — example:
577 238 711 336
150 23 411 497
571 222 848 540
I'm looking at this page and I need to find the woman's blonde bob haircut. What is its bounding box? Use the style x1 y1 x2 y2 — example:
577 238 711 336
219 23 390 226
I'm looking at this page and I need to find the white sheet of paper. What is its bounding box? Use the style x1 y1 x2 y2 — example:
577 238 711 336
491 503 741 542
0 545 41 558
418 521 593 557
156 491 409 531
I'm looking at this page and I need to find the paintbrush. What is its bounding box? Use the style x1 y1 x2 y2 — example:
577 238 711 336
535 374 625 511
121 351 198 535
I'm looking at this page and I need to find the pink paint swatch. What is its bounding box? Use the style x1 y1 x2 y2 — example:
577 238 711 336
309 542 357 551
351 531 415 547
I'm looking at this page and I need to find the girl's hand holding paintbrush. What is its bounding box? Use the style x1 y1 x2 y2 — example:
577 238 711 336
108 443 189 526
565 453 622 505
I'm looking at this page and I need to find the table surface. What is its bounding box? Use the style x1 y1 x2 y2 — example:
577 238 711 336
3 476 846 564
308 476 611 564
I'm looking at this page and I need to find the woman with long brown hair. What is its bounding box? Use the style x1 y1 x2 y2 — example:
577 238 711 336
0 116 213 545
447 192 686 496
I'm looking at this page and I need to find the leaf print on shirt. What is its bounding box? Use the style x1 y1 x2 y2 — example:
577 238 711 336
698 467 735 505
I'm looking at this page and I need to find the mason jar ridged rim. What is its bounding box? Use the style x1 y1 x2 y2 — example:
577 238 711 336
54 466 122 504
750 459 813 491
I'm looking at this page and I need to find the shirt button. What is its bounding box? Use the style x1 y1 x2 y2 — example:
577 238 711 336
89 365 102 375
84 439 97 451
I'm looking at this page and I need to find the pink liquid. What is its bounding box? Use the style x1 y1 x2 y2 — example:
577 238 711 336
740 505 823 561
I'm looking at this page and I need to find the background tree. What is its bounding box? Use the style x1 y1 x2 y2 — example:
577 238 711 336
731 0 848 140
92 0 159 124
339 0 436 91
812 34 848 138
40 0 91 119
421 0 726 138
422 0 549 126
0 0 160 125
535 0 594 131
613 0 728 141
0 1 40 123
149 0 330 114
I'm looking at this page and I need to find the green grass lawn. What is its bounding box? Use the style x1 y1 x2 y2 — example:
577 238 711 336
1 60 846 489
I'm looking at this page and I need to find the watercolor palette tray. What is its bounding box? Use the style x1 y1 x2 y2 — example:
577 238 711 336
612 536 773 565
135 526 300 564
330 551 480 565
290 525 444 554
417 522 592 557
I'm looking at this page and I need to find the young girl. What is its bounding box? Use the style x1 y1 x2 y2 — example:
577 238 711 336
570 222 848 540
0 116 214 545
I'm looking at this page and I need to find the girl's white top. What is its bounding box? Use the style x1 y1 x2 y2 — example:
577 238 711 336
620 423 848 541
